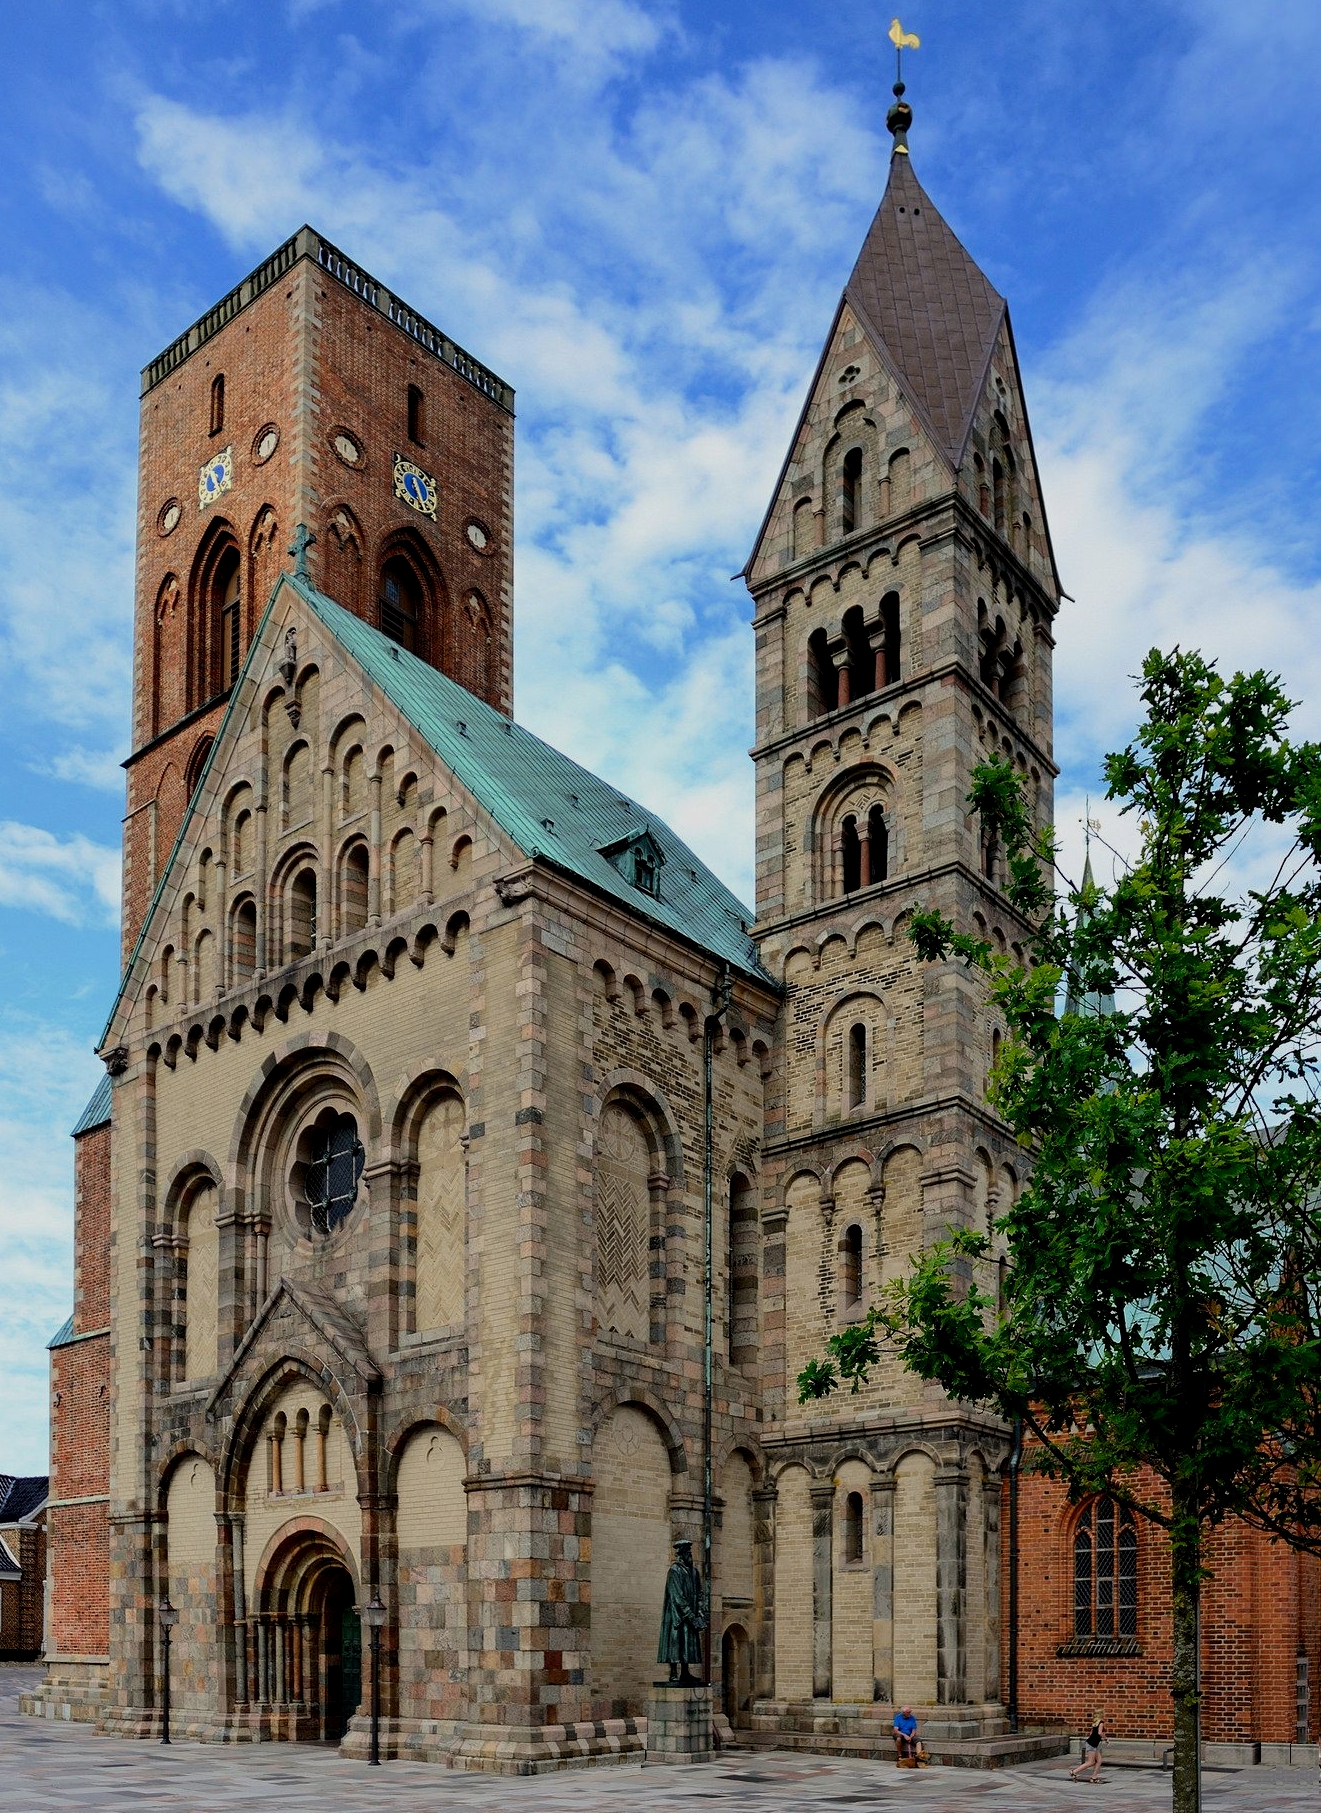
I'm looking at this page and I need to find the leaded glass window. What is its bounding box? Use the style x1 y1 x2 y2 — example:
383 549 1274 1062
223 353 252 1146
306 1113 365 1237
1074 1496 1137 1637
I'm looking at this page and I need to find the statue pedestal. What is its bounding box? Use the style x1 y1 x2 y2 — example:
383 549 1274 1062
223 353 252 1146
645 1683 713 1764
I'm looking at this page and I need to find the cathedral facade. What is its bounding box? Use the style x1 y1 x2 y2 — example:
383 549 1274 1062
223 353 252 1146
27 112 1316 1770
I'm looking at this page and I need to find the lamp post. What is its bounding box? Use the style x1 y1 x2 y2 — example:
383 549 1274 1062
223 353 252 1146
158 1595 180 1745
362 1592 386 1766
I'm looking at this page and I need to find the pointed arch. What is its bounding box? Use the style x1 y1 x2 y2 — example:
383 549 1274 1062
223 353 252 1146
189 516 241 709
375 527 445 664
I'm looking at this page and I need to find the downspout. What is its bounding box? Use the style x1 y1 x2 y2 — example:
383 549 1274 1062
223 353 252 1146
703 961 733 1684
1007 1416 1023 1732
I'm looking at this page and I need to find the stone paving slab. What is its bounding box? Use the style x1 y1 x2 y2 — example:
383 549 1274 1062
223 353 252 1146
3 1669 1316 1813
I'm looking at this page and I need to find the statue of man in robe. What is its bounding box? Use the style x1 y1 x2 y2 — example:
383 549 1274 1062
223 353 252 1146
657 1537 704 1684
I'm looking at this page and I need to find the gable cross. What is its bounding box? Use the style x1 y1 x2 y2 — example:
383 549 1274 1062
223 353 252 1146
289 522 316 580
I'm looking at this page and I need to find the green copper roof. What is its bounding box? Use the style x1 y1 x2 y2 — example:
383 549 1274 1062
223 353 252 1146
295 580 769 983
72 1073 112 1138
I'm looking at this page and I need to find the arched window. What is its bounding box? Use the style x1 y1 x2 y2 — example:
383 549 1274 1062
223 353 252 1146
888 447 911 515
841 446 863 536
185 735 213 801
848 1023 867 1110
340 843 368 935
379 556 422 653
210 373 225 436
981 820 998 883
992 457 1006 534
844 1490 864 1563
878 592 901 688
867 805 888 884
288 868 317 960
727 1174 758 1369
219 551 242 686
230 896 256 984
841 815 861 894
841 1222 863 1306
304 1111 365 1238
407 383 425 446
974 453 989 517
842 605 871 704
1074 1497 1138 1638
792 496 815 561
809 628 838 717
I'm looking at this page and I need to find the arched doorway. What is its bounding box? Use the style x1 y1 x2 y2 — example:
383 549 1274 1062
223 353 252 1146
722 1623 752 1727
245 1528 363 1743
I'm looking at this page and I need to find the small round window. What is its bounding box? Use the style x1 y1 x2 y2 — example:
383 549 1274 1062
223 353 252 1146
301 1111 365 1237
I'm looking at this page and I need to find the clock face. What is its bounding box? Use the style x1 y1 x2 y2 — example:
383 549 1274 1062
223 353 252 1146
198 445 233 509
334 431 361 467
466 520 490 551
159 499 182 536
254 424 279 464
393 454 438 519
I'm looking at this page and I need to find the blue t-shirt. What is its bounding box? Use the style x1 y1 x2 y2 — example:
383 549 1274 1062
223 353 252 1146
894 1713 917 1737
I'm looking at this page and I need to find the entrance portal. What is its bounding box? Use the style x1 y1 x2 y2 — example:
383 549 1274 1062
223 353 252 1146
241 1529 363 1743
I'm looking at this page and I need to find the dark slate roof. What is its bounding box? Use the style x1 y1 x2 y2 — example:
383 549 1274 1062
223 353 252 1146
298 581 770 983
0 1476 48 1523
844 152 1005 469
47 1316 75 1350
0 1538 19 1578
72 1073 111 1138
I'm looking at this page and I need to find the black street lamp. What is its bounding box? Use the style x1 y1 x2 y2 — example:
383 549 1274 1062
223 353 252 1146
158 1595 180 1745
362 1592 386 1766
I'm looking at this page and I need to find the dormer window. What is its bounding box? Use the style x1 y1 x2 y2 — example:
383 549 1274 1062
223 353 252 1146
599 827 665 900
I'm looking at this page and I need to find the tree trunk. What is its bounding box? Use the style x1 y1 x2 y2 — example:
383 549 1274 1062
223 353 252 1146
1169 1495 1202 1813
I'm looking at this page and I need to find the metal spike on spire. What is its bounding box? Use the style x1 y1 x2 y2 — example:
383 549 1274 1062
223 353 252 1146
886 19 919 154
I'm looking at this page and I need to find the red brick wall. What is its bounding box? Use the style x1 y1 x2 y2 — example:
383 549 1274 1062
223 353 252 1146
47 1124 113 1660
0 1522 46 1657
1007 1459 1321 1744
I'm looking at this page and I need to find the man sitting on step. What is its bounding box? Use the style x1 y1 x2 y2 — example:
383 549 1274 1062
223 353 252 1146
892 1706 928 1767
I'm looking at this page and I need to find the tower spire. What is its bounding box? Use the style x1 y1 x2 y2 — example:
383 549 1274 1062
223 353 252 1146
887 17 920 155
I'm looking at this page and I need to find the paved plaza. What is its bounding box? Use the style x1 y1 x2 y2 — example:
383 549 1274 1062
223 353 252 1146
3 1670 1315 1813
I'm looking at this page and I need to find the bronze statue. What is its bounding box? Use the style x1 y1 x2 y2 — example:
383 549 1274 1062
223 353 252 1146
657 1538 704 1684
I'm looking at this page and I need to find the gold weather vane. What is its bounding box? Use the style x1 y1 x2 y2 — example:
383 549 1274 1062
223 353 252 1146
889 16 920 82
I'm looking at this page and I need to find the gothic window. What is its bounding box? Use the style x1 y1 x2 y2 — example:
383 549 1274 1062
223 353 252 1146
848 1023 867 1109
407 382 425 446
809 627 838 717
841 446 863 536
220 555 242 686
594 1100 654 1342
288 868 317 960
210 373 225 436
728 1173 758 1369
303 1111 365 1238
841 1223 863 1306
379 556 422 652
1074 1497 1137 1638
844 1490 865 1563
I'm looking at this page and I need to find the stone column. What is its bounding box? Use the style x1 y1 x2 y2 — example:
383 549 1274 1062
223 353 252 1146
761 1204 788 1424
231 1516 247 1704
809 1481 835 1701
256 1617 269 1704
983 1465 1002 1704
935 1466 968 1706
752 1485 777 1703
368 771 382 924
870 1471 896 1704
319 763 334 945
869 624 890 691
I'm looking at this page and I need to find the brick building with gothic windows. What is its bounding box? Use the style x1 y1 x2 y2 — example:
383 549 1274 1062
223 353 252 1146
23 93 1320 1770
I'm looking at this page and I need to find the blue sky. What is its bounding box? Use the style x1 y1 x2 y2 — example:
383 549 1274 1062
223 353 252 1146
3 0 1321 1470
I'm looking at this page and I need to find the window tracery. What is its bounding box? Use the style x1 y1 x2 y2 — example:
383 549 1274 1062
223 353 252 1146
302 1111 364 1237
1074 1496 1137 1638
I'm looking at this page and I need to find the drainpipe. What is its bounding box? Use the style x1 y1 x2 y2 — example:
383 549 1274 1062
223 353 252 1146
1007 1416 1023 1733
703 961 733 1685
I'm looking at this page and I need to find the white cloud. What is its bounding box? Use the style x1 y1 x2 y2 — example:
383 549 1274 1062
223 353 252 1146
0 822 120 926
42 746 128 792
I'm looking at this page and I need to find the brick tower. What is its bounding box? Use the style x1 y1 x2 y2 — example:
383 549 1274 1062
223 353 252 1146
744 89 1061 1725
125 226 515 957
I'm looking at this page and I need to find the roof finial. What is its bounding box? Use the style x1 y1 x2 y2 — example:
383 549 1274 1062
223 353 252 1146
887 18 919 155
288 522 316 581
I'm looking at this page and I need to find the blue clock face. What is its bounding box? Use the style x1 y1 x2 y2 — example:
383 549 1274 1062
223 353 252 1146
203 460 227 496
402 471 425 504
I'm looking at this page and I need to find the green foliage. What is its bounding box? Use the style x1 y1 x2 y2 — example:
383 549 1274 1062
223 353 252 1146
799 648 1321 1555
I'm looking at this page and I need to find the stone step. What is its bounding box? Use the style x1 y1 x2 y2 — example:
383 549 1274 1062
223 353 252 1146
728 1726 1071 1770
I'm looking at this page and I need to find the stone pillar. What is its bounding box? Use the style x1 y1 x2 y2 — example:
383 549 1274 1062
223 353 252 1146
869 624 889 691
809 1481 835 1701
761 1205 788 1424
833 646 852 708
870 1471 896 1704
935 1466 968 1706
368 771 382 924
256 1617 269 1704
983 1465 1002 1704
752 1485 777 1703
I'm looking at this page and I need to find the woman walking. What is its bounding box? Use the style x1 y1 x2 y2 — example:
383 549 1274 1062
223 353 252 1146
1069 1714 1106 1783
